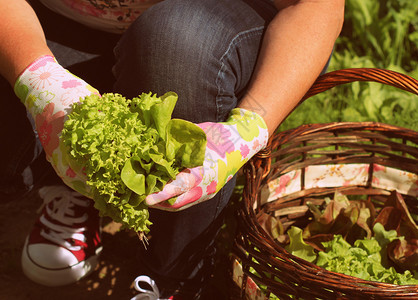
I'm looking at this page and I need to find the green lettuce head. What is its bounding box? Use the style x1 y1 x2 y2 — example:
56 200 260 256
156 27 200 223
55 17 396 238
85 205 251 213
61 92 206 233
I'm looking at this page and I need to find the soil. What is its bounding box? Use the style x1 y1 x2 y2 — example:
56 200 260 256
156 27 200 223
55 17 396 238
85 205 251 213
0 187 156 300
0 183 238 300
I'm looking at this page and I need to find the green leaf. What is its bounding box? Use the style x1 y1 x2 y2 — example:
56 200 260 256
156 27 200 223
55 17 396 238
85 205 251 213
373 222 399 249
354 238 380 256
316 226 418 285
149 152 177 179
131 92 161 128
285 226 317 263
372 222 398 268
121 156 146 196
150 92 178 139
166 119 207 167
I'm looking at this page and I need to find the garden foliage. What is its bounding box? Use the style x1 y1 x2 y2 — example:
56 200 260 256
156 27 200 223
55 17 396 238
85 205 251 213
279 0 418 132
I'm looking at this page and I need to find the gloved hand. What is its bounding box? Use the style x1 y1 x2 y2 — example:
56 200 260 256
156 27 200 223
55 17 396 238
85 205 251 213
145 108 269 210
14 55 99 194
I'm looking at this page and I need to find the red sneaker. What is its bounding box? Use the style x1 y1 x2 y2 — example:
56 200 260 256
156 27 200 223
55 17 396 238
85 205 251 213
21 185 102 286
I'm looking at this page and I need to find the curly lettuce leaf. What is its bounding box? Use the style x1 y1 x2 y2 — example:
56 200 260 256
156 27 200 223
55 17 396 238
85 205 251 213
285 222 418 285
316 224 418 285
61 92 207 232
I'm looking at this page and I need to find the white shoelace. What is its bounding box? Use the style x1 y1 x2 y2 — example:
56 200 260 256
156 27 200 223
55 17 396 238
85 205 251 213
131 275 169 300
38 186 89 251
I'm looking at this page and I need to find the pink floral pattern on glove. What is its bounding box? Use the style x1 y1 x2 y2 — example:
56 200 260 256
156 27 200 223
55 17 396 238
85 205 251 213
146 108 269 211
14 55 99 196
35 102 65 155
200 122 235 158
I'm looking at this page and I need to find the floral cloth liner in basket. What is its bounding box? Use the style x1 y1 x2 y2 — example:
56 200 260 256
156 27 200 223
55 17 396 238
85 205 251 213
232 163 417 299
263 163 417 204
232 259 269 300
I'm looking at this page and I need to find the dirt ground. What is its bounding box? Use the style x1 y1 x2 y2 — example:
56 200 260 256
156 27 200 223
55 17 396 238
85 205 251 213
0 187 164 300
0 183 239 300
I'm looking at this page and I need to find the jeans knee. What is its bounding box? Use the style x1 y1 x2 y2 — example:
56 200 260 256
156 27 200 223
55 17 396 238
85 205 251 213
113 0 235 114
113 0 275 122
113 0 210 97
115 0 223 64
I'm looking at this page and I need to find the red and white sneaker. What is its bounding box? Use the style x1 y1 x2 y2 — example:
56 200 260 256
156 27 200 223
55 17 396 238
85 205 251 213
21 185 102 286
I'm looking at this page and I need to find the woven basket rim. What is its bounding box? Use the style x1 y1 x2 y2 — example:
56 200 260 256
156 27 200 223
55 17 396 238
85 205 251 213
233 68 418 299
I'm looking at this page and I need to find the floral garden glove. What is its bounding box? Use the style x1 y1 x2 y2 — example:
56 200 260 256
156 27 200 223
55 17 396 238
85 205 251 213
145 108 269 210
14 55 99 194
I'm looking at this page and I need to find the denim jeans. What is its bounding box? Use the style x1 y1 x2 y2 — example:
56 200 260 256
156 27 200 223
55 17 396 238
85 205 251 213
113 0 277 297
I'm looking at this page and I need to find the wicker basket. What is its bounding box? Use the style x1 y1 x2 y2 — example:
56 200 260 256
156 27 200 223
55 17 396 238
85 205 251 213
231 68 418 300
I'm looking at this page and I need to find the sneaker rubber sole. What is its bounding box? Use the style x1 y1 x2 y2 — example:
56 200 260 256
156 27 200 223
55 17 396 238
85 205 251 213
21 237 102 286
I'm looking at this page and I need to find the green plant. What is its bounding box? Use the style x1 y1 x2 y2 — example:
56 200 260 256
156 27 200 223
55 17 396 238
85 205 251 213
61 92 207 232
279 0 418 132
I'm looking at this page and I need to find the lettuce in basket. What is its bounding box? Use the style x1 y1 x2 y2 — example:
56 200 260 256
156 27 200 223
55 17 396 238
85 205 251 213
61 92 207 233
286 223 418 285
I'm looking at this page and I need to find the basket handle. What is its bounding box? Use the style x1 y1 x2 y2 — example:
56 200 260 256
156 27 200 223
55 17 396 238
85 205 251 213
301 68 418 102
280 68 418 125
